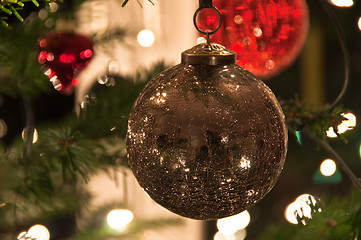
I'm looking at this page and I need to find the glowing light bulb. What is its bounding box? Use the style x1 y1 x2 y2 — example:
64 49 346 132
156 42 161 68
329 0 354 7
326 113 356 138
17 231 27 240
285 201 301 224
320 159 337 176
107 209 134 231
22 128 38 144
27 225 50 240
358 17 361 31
217 210 250 235
214 229 247 240
296 194 317 206
137 30 155 47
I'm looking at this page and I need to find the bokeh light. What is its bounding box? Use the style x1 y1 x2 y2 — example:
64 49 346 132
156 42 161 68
285 201 302 224
358 17 361 31
0 119 7 138
107 209 134 232
22 128 38 144
17 231 27 240
320 159 337 177
326 112 356 138
285 194 319 225
137 30 155 47
329 0 354 7
214 229 247 240
27 224 50 240
217 210 250 235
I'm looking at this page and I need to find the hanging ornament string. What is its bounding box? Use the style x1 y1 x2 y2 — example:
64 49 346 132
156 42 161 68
193 0 222 43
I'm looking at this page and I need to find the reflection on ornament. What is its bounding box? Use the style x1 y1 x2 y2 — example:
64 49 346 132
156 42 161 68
127 43 287 220
38 32 93 94
205 0 309 79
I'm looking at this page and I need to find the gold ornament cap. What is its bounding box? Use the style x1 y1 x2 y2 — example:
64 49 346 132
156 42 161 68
181 43 236 66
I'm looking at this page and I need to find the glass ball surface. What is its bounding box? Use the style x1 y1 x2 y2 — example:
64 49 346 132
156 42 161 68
126 63 287 220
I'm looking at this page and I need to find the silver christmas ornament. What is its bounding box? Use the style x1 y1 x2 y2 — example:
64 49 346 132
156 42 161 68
126 43 287 220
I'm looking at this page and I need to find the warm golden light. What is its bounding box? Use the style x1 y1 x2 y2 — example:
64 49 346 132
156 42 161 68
285 201 301 224
214 229 247 240
285 193 319 225
107 209 134 232
358 17 361 31
329 0 354 7
326 112 356 138
137 30 155 47
22 128 38 144
217 210 250 235
320 159 337 176
27 225 50 240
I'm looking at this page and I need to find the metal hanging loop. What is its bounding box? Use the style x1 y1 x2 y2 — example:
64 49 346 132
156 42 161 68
193 0 222 40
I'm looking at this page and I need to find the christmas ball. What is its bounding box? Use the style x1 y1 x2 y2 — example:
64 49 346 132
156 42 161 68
206 0 309 79
38 32 93 94
126 43 288 220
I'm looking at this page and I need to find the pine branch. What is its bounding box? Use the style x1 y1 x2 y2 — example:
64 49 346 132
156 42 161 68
256 190 361 240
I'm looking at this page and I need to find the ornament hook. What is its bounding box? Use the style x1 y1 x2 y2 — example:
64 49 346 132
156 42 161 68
193 0 222 43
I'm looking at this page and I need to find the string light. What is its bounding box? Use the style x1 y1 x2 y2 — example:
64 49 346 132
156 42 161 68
320 159 337 176
326 112 356 138
217 210 250 235
22 225 50 240
285 194 320 225
137 29 155 47
329 0 354 7
214 229 247 240
107 209 134 232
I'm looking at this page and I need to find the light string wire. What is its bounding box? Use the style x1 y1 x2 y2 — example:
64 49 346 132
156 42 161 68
319 0 350 111
306 0 360 190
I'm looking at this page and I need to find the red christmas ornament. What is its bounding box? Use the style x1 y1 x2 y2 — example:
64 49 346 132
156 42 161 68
206 0 309 79
38 32 93 94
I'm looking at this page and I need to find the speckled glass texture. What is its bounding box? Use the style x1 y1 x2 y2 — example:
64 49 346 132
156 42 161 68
126 63 288 220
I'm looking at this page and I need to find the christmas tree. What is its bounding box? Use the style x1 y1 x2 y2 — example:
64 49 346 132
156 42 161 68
0 0 361 239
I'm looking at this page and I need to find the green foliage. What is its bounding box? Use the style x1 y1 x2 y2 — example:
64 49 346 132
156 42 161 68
256 190 361 240
281 97 348 140
0 18 51 98
0 0 45 27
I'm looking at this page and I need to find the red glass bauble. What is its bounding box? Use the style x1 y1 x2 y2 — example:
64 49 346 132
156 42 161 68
38 32 93 94
207 0 309 79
